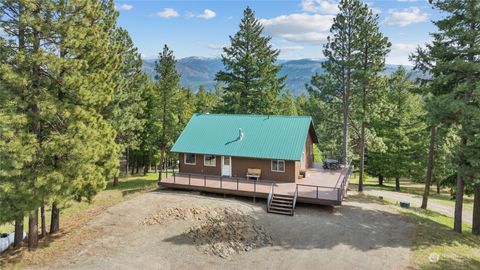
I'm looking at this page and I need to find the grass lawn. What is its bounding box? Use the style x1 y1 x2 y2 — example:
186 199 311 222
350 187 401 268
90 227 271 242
349 173 474 210
0 171 173 269
360 193 480 270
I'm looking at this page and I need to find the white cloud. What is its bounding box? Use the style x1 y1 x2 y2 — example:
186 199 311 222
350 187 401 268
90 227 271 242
207 44 225 50
301 0 338 14
197 9 216 19
387 43 418 65
260 13 334 43
384 7 428 26
117 3 133 11
157 8 179 18
278 45 305 52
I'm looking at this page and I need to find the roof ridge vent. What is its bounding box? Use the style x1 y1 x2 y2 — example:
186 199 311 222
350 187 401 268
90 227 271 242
239 128 244 141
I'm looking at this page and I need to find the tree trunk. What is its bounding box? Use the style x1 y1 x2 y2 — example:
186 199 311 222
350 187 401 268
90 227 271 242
158 148 166 181
14 214 24 248
378 175 384 186
358 121 365 192
28 208 38 249
395 177 400 191
436 179 441 194
143 152 149 175
342 86 349 165
113 176 119 187
40 205 46 238
135 153 139 174
454 136 467 233
131 152 135 175
125 148 129 177
472 184 480 235
454 173 464 233
421 126 436 209
50 202 60 234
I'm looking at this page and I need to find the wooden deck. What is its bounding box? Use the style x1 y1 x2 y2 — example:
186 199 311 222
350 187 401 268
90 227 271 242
158 164 352 206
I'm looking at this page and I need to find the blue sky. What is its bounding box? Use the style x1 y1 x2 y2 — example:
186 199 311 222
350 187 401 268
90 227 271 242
114 0 442 65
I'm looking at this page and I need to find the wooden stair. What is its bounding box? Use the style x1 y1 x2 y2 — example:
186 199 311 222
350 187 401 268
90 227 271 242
267 194 295 216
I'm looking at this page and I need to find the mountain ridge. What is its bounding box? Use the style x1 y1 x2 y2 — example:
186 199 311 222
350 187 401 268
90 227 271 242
142 57 420 96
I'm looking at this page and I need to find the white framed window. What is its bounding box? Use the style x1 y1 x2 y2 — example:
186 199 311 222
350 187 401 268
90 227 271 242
204 155 216 167
184 153 196 165
271 160 285 172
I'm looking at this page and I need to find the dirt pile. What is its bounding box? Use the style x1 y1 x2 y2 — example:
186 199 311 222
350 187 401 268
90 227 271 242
141 207 272 258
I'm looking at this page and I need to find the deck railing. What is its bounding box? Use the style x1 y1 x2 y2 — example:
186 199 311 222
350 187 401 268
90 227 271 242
161 163 353 203
267 184 274 209
292 185 298 209
163 171 277 202
296 162 353 202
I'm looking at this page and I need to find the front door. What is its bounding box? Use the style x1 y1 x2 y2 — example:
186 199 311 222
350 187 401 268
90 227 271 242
221 156 232 177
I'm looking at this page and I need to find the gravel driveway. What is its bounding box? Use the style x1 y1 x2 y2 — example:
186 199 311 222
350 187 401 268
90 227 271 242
38 190 413 270
360 187 473 225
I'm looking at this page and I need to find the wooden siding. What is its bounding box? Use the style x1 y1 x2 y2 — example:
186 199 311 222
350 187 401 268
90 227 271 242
177 132 315 183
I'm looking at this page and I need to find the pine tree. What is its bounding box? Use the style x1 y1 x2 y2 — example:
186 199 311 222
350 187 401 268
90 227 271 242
215 7 285 115
353 4 391 192
154 45 181 180
367 68 427 191
412 0 480 234
278 91 298 116
321 0 365 164
0 0 121 245
196 85 219 113
104 28 147 186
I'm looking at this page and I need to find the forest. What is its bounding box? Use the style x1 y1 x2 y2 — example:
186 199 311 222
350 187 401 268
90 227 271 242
0 0 479 252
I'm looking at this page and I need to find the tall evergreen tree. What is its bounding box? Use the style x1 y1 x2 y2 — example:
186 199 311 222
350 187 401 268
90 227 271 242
367 68 427 191
354 5 391 192
104 28 147 186
321 0 365 164
413 0 480 234
215 7 285 115
154 45 181 180
0 0 121 245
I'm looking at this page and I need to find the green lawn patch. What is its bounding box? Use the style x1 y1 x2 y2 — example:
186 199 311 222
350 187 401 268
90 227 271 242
362 194 480 270
350 174 474 210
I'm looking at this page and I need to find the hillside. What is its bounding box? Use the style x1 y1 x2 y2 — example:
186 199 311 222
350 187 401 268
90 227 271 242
142 57 422 96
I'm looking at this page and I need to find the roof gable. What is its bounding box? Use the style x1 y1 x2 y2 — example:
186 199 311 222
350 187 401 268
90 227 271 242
171 114 317 160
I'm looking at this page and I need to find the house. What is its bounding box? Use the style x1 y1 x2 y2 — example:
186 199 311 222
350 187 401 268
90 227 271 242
171 113 319 182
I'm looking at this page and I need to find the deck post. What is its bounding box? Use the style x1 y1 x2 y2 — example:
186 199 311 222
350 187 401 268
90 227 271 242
236 178 239 190
204 175 206 187
220 176 223 188
188 174 191 185
173 172 176 183
253 181 256 203
316 186 318 199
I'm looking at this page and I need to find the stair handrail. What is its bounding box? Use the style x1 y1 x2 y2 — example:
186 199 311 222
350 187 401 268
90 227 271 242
267 183 274 209
293 185 299 210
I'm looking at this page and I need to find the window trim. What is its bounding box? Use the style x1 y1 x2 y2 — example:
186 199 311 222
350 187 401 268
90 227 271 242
204 154 217 167
271 159 285 172
184 153 196 165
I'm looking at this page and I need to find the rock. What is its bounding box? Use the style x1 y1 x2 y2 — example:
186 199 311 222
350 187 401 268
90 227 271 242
141 207 272 258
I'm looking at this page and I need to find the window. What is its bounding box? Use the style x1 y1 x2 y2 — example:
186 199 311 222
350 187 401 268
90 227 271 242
271 160 285 172
184 153 196 165
204 155 216 166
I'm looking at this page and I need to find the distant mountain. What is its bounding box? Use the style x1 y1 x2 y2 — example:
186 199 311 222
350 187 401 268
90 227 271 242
142 57 422 96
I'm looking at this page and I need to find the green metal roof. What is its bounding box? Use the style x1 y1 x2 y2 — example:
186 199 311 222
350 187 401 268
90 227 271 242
171 114 318 161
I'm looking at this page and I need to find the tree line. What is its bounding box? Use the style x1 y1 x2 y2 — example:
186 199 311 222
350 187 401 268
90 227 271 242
0 0 478 253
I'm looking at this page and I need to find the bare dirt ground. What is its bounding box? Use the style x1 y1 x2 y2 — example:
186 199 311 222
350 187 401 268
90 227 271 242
35 190 413 270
